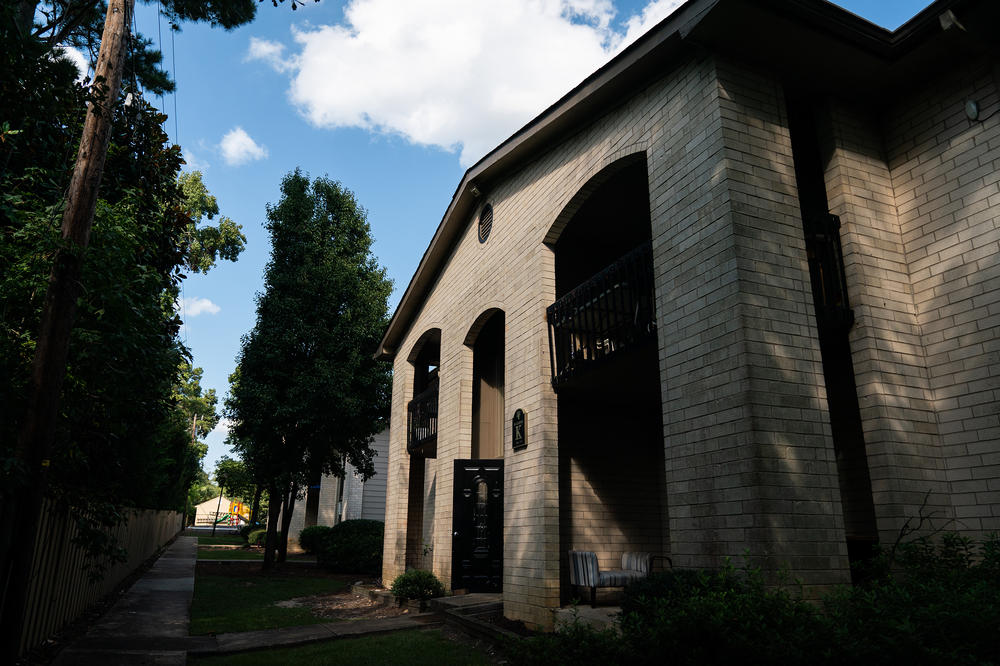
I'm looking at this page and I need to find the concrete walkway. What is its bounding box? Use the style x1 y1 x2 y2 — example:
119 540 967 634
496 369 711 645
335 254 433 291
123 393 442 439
54 535 440 664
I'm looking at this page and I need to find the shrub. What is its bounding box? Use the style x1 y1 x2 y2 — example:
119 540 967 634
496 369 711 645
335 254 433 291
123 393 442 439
246 529 281 546
238 523 261 541
820 532 1000 665
617 562 822 665
506 612 624 665
315 519 384 574
390 569 445 608
509 534 1000 665
298 525 332 554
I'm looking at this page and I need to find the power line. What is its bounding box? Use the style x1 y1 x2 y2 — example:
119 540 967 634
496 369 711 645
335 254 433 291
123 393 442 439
171 27 179 144
156 1 165 119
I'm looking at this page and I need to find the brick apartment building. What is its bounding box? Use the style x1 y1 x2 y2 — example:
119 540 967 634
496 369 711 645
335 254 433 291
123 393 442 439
375 0 1000 628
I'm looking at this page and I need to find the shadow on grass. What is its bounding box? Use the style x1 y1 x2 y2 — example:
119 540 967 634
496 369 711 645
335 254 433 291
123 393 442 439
190 566 349 634
188 630 491 666
198 536 247 547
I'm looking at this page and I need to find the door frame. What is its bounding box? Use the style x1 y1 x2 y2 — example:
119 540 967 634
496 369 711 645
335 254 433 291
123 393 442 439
451 459 503 593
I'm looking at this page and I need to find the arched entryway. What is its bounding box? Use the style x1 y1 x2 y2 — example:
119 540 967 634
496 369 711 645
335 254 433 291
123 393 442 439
545 155 668 605
405 329 440 570
452 310 505 592
470 310 505 460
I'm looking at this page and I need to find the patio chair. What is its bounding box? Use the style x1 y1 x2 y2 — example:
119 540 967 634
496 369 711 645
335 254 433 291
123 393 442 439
568 550 653 607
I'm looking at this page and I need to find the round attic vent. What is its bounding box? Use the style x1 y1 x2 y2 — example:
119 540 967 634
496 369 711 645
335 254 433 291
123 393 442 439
478 203 494 243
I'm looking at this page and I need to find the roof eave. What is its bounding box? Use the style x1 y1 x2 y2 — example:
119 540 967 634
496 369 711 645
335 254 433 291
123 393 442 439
375 0 979 362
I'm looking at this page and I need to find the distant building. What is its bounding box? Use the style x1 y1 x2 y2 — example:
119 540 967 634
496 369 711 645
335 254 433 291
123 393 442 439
376 0 1000 630
283 429 389 543
193 495 246 526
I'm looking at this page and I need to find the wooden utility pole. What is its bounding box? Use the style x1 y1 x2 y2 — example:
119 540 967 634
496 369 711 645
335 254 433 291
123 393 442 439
0 0 135 656
185 414 198 527
212 486 224 537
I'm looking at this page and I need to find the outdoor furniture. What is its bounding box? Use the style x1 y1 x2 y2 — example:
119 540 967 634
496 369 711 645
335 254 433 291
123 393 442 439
568 550 653 607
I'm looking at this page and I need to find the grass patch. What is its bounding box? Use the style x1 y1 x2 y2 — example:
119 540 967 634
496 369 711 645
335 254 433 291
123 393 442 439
197 549 263 561
198 536 246 546
190 571 348 634
189 630 490 665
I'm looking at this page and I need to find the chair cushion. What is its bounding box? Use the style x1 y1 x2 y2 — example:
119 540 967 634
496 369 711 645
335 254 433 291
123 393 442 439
621 551 652 575
568 550 599 587
598 569 646 587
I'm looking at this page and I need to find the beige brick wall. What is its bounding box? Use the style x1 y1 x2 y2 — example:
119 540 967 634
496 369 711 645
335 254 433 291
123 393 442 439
559 408 667 586
824 101 953 540
884 62 1000 534
381 47 998 628
657 58 848 584
383 51 862 628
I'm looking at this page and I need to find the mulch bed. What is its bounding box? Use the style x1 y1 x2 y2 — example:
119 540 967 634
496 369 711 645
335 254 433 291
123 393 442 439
275 589 410 621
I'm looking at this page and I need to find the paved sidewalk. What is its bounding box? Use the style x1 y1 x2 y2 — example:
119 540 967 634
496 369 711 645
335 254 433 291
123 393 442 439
54 535 440 664
54 535 204 665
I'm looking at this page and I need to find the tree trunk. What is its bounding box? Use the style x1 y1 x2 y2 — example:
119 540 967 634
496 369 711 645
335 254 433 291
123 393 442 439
262 484 281 571
278 481 297 564
249 485 262 526
211 486 224 536
16 1 36 36
0 2 134 657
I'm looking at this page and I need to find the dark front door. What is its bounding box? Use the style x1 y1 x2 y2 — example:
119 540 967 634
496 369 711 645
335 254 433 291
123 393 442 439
452 459 503 592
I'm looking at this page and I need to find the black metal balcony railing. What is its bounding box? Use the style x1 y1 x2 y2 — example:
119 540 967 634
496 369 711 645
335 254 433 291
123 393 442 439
547 241 656 389
407 382 438 456
804 212 855 333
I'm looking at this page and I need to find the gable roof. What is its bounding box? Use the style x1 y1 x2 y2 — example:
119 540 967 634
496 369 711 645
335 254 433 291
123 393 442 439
376 0 995 361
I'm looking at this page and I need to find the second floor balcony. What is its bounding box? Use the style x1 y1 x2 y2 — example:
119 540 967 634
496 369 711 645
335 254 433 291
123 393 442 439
547 241 657 390
407 381 438 457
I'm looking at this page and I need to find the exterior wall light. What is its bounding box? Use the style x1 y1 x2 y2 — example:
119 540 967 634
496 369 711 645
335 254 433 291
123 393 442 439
965 100 980 121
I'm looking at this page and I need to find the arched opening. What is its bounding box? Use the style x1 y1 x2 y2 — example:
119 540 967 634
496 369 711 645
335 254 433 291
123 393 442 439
450 310 505 592
468 311 505 460
548 156 668 605
551 156 652 297
407 329 441 458
405 329 441 570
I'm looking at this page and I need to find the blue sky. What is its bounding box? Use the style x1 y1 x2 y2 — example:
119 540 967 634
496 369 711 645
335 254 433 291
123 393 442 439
123 0 932 478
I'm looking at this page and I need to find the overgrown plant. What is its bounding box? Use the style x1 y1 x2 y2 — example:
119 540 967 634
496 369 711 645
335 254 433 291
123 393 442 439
389 569 445 610
315 519 383 574
298 525 331 554
511 534 1000 665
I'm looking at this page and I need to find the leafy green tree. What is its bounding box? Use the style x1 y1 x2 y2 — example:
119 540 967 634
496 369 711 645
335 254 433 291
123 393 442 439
175 360 221 442
0 0 298 650
214 456 254 503
179 171 246 273
186 467 218 524
1 0 241 587
226 169 392 569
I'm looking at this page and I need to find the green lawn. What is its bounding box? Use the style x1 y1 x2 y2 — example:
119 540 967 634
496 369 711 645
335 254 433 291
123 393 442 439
190 572 348 634
189 630 491 665
198 535 247 546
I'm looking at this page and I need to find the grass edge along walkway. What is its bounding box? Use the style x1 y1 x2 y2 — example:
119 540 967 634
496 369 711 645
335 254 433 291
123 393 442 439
189 627 489 665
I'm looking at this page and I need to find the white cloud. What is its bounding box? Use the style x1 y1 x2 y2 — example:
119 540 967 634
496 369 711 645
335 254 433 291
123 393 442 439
246 37 292 72
246 0 684 166
57 46 90 83
179 296 221 317
183 148 210 171
211 418 232 438
218 126 269 166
